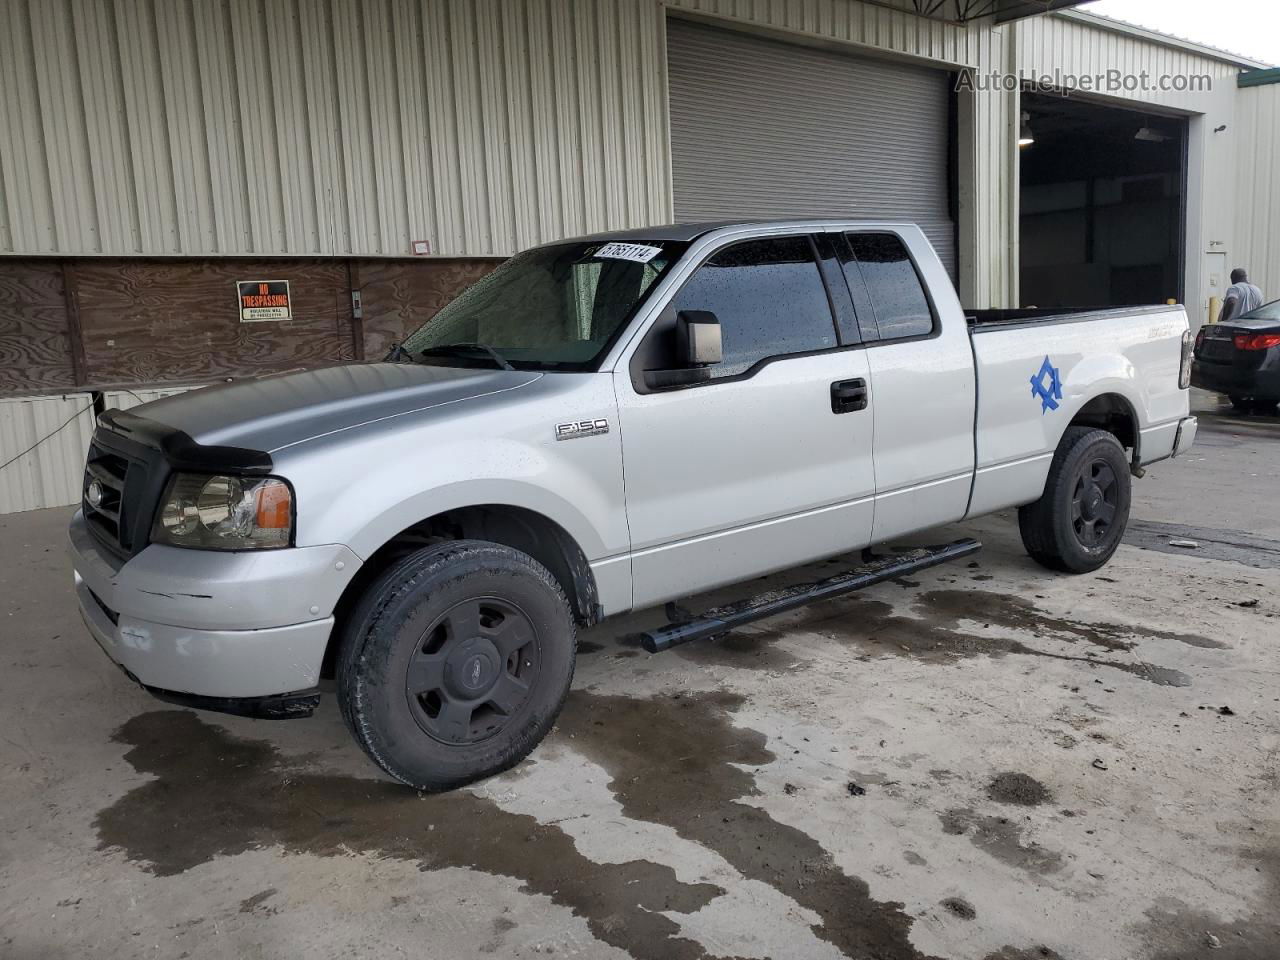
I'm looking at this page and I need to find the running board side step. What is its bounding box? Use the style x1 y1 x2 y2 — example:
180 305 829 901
640 538 982 653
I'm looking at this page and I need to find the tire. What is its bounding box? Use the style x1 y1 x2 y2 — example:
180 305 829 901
1018 427 1132 574
337 540 576 791
1228 394 1250 412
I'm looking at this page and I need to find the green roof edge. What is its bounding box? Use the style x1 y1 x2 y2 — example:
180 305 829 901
1239 67 1280 88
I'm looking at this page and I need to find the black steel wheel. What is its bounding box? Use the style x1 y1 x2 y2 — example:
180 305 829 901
406 597 541 745
1020 426 1132 574
338 540 576 791
1070 458 1119 549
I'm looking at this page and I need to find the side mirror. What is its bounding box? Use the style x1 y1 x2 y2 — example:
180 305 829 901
642 311 723 389
676 310 722 366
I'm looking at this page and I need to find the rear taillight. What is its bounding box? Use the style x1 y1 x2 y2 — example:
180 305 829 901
1233 332 1280 351
1179 329 1193 389
1194 329 1206 352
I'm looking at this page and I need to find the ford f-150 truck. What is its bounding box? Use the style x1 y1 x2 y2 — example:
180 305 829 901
70 220 1198 790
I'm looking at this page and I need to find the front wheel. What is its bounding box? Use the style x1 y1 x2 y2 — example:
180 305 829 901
1019 427 1132 574
337 540 576 791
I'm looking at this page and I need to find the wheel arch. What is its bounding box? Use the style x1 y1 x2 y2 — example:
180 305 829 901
1064 391 1141 471
323 504 601 678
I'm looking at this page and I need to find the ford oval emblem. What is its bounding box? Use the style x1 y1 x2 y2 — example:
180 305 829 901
86 480 104 508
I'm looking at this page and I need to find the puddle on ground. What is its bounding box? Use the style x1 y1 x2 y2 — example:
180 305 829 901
94 711 722 960
98 694 948 960
558 691 939 960
740 589 1199 686
672 627 804 670
1141 849 1280 960
940 808 1063 875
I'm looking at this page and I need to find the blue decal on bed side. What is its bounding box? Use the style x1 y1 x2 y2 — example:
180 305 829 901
1030 356 1063 414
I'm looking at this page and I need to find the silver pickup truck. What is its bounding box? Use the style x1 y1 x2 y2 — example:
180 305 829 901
71 220 1197 790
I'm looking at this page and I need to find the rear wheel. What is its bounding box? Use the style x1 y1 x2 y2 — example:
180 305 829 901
337 540 576 791
1228 394 1251 412
1019 427 1132 574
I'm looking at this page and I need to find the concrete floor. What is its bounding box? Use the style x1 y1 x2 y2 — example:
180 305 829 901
1 389 1277 960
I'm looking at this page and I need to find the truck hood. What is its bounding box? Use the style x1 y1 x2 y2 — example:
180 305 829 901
127 363 542 453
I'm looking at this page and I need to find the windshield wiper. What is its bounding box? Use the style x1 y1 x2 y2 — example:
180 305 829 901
418 342 515 371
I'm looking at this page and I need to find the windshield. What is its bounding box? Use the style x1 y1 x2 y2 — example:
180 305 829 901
1241 298 1280 321
401 240 688 371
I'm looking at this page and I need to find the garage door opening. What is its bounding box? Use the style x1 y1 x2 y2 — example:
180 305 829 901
666 17 957 281
1019 92 1187 308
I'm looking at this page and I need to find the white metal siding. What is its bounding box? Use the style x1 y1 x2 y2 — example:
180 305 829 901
667 18 957 277
1235 82 1280 299
0 0 672 258
1011 14 1241 112
0 387 195 515
0 395 97 514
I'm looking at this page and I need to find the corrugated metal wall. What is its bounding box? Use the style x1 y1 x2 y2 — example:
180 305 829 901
666 0 1016 307
0 387 195 514
1235 82 1280 299
0 0 671 258
1011 13 1241 111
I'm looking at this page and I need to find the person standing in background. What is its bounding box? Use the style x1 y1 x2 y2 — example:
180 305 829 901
1221 268 1264 323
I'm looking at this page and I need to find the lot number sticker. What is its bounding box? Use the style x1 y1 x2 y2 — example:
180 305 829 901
237 280 292 322
593 242 662 263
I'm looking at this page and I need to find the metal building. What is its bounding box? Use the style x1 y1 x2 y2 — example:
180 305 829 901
1 0 1278 511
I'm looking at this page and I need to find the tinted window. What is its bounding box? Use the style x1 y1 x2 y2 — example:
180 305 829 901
672 237 836 378
845 233 934 340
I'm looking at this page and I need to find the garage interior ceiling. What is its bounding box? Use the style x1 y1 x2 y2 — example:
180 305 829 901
1019 92 1187 309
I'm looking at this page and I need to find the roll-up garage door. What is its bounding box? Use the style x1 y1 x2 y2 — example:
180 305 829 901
667 18 956 279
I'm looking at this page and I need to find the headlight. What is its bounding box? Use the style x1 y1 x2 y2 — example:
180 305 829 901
152 474 293 550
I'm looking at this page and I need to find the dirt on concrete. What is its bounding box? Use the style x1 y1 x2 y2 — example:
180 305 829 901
985 772 1053 807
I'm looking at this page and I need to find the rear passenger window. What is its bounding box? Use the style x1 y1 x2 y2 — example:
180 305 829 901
672 236 836 378
844 233 934 341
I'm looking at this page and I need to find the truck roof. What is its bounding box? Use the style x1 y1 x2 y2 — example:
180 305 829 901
562 218 914 245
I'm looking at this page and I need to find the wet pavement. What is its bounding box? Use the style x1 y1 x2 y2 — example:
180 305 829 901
1 389 1277 959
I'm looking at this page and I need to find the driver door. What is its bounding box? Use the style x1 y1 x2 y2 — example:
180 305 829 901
614 234 877 609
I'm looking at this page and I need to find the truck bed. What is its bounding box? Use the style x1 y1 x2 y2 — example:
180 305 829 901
963 302 1190 518
966 304 1179 329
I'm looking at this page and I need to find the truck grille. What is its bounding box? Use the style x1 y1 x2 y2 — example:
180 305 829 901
83 447 129 545
82 429 169 559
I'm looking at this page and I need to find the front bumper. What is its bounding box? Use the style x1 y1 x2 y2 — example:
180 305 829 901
70 511 360 704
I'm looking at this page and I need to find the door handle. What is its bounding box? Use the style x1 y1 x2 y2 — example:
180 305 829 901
830 378 868 414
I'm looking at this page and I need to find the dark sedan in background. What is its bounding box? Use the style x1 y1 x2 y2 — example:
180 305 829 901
1193 299 1280 412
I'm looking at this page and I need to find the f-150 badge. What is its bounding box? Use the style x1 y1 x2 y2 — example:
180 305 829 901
555 419 610 441
1030 356 1063 414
